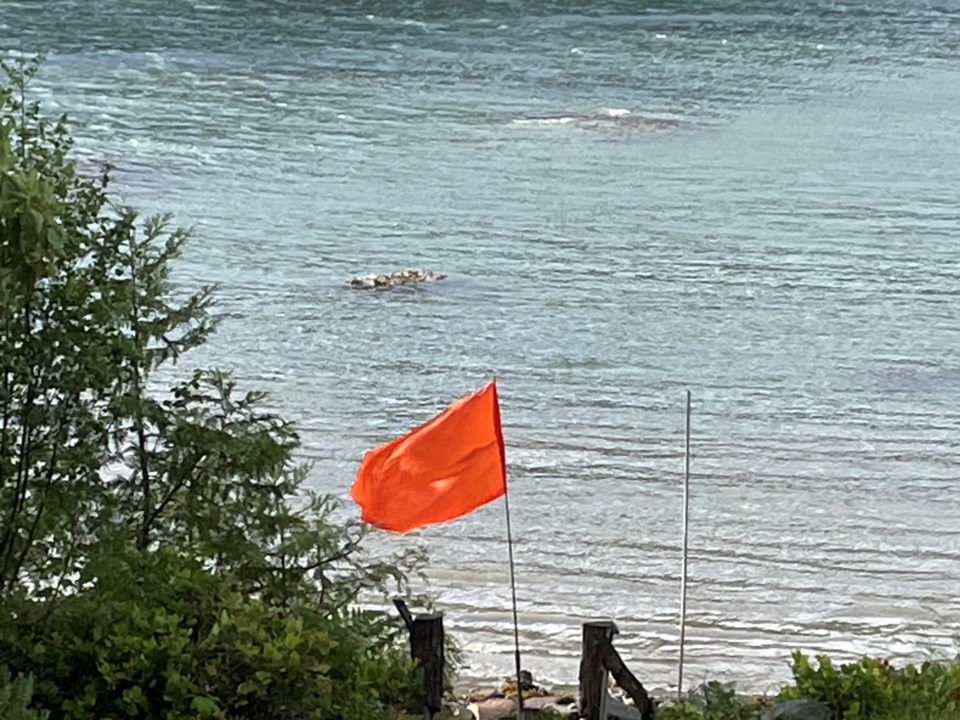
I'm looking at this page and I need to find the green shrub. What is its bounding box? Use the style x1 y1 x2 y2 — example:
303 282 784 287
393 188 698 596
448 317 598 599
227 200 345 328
656 702 706 720
783 651 960 720
0 667 48 720
656 682 768 720
0 549 419 720
0 56 428 720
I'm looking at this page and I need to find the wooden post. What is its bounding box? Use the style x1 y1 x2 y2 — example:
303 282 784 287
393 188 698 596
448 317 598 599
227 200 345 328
393 598 415 632
410 613 445 717
579 620 619 720
394 600 445 718
601 644 654 720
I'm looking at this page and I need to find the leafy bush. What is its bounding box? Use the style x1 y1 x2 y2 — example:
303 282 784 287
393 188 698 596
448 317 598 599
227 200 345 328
0 667 48 720
783 651 960 720
655 655 960 720
656 682 768 720
0 56 428 720
1 548 420 720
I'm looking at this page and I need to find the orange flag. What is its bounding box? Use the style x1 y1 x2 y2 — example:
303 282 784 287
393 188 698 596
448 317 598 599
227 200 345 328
351 381 507 534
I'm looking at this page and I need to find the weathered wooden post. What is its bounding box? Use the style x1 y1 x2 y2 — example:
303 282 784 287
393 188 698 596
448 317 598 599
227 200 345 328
411 613 445 716
579 620 619 720
395 599 445 718
601 643 654 720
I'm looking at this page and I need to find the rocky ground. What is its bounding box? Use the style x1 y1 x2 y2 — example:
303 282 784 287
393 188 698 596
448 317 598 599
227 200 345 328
439 673 831 720
445 673 579 720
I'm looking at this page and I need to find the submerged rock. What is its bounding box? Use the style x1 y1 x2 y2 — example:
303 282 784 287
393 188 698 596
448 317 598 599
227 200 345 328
347 269 447 289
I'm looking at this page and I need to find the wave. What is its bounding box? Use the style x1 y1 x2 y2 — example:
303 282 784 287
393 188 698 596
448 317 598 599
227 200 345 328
511 108 684 129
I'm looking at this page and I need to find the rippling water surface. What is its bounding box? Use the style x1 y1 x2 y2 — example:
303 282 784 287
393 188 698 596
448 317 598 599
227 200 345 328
5 0 960 692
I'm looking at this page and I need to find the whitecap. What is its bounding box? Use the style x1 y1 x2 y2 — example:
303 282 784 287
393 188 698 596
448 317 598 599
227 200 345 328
511 116 577 126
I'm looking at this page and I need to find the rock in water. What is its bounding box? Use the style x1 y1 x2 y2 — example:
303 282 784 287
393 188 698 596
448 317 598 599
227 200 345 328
347 269 446 289
761 699 832 720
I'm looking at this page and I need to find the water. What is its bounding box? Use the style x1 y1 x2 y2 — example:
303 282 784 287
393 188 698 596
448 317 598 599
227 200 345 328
5 0 960 693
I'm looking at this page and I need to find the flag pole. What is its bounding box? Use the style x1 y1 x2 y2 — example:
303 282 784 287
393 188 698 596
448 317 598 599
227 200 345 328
678 390 692 700
493 378 523 720
503 488 524 720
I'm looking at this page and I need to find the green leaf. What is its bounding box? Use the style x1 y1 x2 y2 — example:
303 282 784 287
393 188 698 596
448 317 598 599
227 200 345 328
254 670 272 686
189 696 220 718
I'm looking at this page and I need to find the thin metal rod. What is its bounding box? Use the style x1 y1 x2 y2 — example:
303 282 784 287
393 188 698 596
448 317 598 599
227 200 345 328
678 390 692 699
503 488 524 720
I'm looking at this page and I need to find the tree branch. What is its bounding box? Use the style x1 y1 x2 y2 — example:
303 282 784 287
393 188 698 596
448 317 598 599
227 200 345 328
6 399 70 592
143 451 206 535
0 370 37 587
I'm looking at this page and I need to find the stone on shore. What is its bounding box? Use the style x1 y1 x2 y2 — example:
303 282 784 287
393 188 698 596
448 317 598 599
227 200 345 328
467 688 502 704
461 672 578 720
468 696 577 720
523 695 578 717
469 697 517 720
